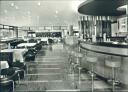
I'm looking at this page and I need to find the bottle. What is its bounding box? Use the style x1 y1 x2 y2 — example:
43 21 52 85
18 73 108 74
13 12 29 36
103 33 106 42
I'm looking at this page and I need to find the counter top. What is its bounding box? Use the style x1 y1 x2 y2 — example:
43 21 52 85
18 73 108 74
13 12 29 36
80 42 128 57
91 42 128 48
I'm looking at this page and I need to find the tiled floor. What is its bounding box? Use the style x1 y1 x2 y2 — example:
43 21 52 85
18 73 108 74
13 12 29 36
15 43 111 92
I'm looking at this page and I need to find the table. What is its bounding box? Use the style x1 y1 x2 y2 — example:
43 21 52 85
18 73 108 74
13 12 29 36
17 43 37 48
0 61 9 69
13 49 28 62
1 49 14 53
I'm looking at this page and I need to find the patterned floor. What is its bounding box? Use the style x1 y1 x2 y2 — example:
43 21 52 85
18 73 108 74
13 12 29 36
15 43 111 92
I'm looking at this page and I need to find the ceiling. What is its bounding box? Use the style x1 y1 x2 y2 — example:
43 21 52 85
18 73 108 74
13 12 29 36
0 0 84 27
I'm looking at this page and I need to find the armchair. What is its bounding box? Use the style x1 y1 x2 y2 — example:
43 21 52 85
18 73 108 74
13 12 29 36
0 77 14 92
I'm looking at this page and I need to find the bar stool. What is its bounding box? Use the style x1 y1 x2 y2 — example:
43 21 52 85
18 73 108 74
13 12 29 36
105 60 121 92
86 56 98 92
74 52 83 87
67 50 76 88
74 52 83 64
67 50 75 74
67 50 74 63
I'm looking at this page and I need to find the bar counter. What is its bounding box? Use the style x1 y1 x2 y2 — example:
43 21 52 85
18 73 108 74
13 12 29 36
80 42 128 57
80 41 128 87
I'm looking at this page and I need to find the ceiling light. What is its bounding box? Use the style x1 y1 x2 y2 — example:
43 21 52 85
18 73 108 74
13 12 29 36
55 10 58 14
11 3 14 7
38 2 41 6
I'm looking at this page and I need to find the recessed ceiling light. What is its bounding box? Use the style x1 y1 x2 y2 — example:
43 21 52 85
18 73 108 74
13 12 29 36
11 3 14 7
55 10 58 14
38 2 41 6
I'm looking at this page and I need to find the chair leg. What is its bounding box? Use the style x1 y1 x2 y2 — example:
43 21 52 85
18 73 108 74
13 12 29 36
12 81 15 92
18 73 20 84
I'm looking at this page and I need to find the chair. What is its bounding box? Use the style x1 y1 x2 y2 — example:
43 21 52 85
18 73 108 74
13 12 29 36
0 77 14 92
0 61 22 83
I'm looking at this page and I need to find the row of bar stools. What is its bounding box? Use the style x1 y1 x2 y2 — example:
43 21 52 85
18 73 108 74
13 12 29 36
68 51 76 74
105 60 121 92
67 50 83 89
86 56 98 92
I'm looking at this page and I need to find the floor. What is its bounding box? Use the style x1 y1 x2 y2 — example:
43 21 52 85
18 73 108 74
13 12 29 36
15 43 111 92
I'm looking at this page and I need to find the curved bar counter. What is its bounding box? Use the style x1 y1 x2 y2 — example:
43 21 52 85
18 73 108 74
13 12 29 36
80 42 128 87
81 42 128 57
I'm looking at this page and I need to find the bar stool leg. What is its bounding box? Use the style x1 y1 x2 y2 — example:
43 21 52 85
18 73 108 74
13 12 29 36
72 63 75 88
91 64 94 92
69 56 73 74
112 67 115 92
78 67 82 87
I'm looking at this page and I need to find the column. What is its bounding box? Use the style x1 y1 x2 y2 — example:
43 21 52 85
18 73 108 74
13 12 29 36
69 25 74 36
125 1 128 43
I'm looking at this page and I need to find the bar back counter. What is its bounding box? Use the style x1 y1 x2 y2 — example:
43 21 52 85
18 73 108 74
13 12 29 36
80 41 128 88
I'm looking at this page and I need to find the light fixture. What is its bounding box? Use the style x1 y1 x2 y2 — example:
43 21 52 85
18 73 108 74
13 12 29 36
11 3 14 7
38 2 41 6
55 10 58 14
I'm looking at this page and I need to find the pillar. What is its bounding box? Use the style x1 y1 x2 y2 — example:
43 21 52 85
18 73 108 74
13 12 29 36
69 25 74 36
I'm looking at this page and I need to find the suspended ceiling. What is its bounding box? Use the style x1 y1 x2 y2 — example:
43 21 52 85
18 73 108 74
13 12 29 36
78 0 126 16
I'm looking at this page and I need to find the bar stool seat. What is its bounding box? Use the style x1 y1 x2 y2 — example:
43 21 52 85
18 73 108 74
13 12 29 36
105 60 121 68
86 56 97 63
71 51 76 55
74 52 83 58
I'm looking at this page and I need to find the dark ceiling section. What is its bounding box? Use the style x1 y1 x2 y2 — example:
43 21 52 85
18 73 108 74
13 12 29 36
78 0 126 16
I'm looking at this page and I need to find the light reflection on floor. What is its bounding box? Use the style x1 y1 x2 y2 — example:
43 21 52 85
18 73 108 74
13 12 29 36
15 44 111 92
